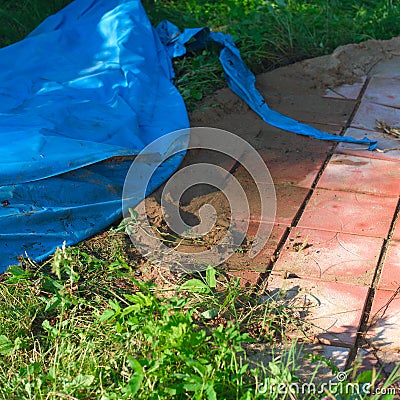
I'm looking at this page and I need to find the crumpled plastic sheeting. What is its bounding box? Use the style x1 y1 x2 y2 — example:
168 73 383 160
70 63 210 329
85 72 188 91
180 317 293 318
0 0 377 273
0 0 188 271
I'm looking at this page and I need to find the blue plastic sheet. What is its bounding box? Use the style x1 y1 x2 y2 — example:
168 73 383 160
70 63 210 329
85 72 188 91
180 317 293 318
0 0 189 271
0 0 377 272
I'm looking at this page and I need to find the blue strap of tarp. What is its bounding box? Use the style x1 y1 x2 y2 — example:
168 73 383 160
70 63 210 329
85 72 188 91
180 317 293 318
156 21 378 151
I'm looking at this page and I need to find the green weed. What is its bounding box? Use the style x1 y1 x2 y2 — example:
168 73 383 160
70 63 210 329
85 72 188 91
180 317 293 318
0 248 316 399
2 1 400 110
1 1 400 398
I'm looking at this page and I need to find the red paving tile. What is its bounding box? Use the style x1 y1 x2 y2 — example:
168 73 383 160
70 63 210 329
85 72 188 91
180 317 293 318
318 154 400 197
266 275 368 346
363 77 400 108
272 95 356 127
226 269 262 287
337 127 400 162
323 79 366 100
195 61 400 357
246 221 288 257
393 220 400 241
367 289 400 352
297 188 397 238
228 169 310 225
351 101 400 131
378 240 400 291
355 348 400 376
250 223 288 262
248 124 338 154
228 222 287 263
212 176 277 224
262 151 326 188
370 56 400 78
273 227 382 286
238 149 327 188
179 149 239 172
274 184 310 225
224 223 288 287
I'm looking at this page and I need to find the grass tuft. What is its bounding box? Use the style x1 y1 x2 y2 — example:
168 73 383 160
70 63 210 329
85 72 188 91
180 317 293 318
0 248 314 399
1 1 400 397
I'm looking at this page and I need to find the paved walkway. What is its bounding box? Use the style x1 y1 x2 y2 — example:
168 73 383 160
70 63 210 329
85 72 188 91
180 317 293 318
192 56 400 374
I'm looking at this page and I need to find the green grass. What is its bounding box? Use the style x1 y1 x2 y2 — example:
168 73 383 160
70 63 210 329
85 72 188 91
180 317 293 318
0 1 72 46
0 247 316 399
1 245 399 399
1 0 400 398
1 1 400 109
142 0 400 109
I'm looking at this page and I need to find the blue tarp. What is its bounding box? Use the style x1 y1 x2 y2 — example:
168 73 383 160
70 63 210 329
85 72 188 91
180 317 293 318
0 0 377 272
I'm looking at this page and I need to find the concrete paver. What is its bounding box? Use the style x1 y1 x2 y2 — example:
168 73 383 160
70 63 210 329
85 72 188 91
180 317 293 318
351 101 400 131
251 60 400 371
259 150 327 188
227 177 310 225
378 240 400 291
318 154 400 196
323 79 366 100
272 95 356 127
393 221 400 241
337 127 400 162
266 275 369 346
246 124 339 154
273 227 382 286
226 223 288 286
274 184 310 225
355 348 400 376
366 289 400 352
297 188 397 238
363 77 400 108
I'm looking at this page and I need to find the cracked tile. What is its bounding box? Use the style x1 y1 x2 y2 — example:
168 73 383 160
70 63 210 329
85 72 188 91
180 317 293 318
266 275 368 346
274 227 382 286
297 189 397 238
366 289 400 352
